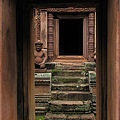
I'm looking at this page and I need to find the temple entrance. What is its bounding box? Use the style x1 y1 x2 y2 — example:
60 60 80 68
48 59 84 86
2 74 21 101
34 7 96 120
59 19 83 55
34 8 95 62
14 0 110 119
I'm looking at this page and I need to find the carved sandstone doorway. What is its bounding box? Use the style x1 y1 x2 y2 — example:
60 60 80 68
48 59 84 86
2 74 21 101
34 7 96 62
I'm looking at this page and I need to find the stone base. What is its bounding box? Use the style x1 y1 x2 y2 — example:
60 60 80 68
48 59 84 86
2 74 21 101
51 91 92 101
35 68 47 73
49 100 91 113
52 83 89 91
45 113 96 120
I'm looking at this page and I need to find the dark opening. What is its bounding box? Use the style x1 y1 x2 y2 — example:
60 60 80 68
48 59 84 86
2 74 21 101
59 19 83 55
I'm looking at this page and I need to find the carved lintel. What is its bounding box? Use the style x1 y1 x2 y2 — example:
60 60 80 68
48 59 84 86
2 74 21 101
47 7 96 13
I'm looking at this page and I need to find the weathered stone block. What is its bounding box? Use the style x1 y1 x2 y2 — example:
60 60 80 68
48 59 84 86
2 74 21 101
55 64 86 70
88 71 96 87
45 113 95 120
52 69 88 77
52 76 89 84
51 84 89 91
35 79 50 86
51 91 92 101
84 62 96 70
45 113 67 120
35 106 48 115
49 101 91 113
35 86 51 94
45 62 56 69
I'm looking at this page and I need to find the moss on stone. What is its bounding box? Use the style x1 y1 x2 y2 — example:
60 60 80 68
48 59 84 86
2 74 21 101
35 116 45 120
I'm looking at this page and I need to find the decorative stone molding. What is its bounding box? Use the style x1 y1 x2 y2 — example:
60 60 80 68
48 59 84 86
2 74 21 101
47 13 54 59
88 12 95 61
36 8 41 41
34 7 96 61
47 7 96 13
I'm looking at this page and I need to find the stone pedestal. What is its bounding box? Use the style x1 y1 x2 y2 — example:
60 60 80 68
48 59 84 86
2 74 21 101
34 72 51 115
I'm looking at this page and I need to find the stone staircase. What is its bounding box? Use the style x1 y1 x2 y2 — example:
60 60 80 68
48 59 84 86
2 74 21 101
44 62 96 120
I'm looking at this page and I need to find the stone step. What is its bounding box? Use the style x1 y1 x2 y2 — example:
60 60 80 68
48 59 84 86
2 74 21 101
55 64 86 70
35 93 51 97
92 95 96 102
51 91 92 101
52 69 88 77
48 100 91 113
35 102 49 107
35 107 48 115
53 59 87 63
35 94 51 115
35 79 50 86
45 113 95 120
45 62 85 70
88 71 96 87
35 94 51 102
52 76 88 84
45 62 96 70
84 62 96 71
35 97 50 102
51 83 89 91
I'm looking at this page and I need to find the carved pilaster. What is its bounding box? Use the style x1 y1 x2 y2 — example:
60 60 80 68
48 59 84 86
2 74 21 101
88 13 95 61
34 9 37 42
40 10 47 49
36 8 41 41
47 13 54 61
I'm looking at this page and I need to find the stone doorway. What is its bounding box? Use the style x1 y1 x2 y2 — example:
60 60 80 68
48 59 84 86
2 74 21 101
34 7 96 62
14 1 107 120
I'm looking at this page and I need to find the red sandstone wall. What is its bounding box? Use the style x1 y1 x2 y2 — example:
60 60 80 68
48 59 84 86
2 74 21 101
107 0 120 120
0 0 17 120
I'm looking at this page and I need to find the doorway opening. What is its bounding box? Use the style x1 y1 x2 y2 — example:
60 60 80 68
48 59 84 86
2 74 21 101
59 19 83 55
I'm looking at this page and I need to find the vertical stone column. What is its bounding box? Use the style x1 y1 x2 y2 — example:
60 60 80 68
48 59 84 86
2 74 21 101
34 9 38 42
40 10 47 49
0 0 17 120
88 13 95 61
47 13 54 61
36 8 41 42
107 0 120 120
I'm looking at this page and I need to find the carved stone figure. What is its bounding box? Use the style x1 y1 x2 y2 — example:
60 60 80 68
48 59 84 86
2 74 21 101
34 40 47 69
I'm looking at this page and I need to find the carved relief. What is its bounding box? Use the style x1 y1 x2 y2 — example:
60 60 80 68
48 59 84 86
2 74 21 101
34 7 96 61
47 13 54 59
34 8 40 42
47 7 96 13
88 13 95 61
36 9 41 41
40 10 47 49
